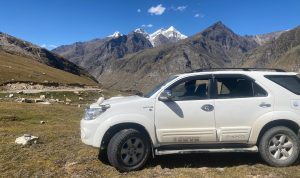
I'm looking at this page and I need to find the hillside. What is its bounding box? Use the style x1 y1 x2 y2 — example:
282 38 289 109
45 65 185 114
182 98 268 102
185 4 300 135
243 26 300 71
0 51 97 85
97 22 259 92
52 21 300 93
0 32 93 78
52 32 153 78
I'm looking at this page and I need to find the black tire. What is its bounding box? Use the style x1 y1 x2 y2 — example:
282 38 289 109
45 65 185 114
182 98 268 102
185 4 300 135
107 129 151 172
259 126 300 167
98 148 110 165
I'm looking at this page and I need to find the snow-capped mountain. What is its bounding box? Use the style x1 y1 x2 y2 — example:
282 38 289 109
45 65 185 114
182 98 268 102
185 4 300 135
134 26 187 47
134 28 150 39
108 31 123 38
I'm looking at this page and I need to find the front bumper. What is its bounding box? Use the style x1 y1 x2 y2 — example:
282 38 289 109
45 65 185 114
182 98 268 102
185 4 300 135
80 119 99 147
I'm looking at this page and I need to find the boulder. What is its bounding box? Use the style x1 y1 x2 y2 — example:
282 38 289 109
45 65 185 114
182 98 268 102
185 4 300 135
15 134 38 145
66 98 72 102
38 101 51 105
22 98 35 103
78 97 84 101
8 94 14 98
40 95 46 100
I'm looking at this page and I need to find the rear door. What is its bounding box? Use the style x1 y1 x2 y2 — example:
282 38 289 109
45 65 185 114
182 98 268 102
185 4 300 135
213 74 273 143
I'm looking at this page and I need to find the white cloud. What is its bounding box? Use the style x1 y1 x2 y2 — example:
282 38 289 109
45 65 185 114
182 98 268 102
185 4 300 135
40 44 57 50
175 5 187 11
148 4 166 15
194 13 204 18
137 9 141 13
141 24 153 28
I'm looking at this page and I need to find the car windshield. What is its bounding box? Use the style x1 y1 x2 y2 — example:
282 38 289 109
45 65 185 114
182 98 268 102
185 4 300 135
144 75 178 98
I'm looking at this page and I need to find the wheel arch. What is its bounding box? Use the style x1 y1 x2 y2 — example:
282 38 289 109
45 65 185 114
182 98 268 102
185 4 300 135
256 119 300 145
99 122 154 153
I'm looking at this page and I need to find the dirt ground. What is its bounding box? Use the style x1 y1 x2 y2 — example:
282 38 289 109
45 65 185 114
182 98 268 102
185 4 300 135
1 92 300 178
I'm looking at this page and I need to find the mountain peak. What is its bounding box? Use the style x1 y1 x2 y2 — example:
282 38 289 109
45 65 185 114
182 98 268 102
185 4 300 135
134 28 146 33
167 26 176 31
209 21 229 30
133 28 150 39
108 31 123 38
149 26 187 46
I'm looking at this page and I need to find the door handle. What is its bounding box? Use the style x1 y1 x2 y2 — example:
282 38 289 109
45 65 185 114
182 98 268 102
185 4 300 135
201 104 214 112
259 102 271 108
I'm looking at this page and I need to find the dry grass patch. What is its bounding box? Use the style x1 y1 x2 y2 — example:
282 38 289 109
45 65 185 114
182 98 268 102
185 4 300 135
1 101 300 178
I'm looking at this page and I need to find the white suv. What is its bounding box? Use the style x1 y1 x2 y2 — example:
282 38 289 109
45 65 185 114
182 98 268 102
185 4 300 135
81 68 300 171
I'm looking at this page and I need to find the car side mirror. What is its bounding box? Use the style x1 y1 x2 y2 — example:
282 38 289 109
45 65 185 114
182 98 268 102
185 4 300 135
159 90 173 101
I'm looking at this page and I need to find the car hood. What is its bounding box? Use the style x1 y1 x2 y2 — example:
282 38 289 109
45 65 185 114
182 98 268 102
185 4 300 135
89 95 143 108
103 95 143 105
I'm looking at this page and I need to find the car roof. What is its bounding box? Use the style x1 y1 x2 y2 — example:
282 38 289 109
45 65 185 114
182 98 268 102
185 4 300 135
175 71 298 78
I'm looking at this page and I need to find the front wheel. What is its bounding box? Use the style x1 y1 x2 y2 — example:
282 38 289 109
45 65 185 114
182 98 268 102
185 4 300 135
107 129 150 172
259 126 300 167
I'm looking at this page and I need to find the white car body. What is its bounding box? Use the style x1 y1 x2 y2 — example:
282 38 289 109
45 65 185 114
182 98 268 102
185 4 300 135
81 70 300 154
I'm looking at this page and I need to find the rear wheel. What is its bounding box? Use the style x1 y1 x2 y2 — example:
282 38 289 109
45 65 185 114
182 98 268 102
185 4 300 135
259 126 300 167
107 129 150 171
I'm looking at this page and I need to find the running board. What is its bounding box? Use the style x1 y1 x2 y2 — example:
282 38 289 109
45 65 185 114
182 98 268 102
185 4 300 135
155 146 258 155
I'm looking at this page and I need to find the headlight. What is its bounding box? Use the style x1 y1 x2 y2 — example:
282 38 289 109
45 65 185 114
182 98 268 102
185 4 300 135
84 104 110 120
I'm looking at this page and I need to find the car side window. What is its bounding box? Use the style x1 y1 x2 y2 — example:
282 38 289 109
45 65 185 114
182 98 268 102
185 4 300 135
216 77 267 98
170 78 210 101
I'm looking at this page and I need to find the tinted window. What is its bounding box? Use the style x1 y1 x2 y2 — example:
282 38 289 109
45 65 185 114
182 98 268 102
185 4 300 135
216 77 267 98
265 75 300 95
170 78 210 101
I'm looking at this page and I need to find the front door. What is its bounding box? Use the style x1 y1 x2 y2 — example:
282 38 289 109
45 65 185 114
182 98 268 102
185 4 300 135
155 75 217 144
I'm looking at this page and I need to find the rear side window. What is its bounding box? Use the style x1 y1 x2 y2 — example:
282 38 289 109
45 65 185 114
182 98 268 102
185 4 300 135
265 75 300 95
215 77 268 98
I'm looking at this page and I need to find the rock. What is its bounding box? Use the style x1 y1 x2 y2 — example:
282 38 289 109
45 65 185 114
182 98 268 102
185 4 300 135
66 98 72 102
40 95 46 100
15 134 39 145
34 98 44 103
66 102 70 105
73 91 80 95
216 167 225 172
16 91 24 94
39 101 51 105
8 94 14 98
22 98 35 103
77 104 81 108
198 167 209 171
48 99 57 103
78 97 83 101
40 121 46 124
42 72 46 75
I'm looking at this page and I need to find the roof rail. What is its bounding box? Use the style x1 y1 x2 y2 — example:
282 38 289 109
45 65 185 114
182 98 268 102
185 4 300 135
192 68 286 72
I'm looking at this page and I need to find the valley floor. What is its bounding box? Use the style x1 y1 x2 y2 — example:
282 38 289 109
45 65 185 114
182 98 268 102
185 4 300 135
1 91 300 178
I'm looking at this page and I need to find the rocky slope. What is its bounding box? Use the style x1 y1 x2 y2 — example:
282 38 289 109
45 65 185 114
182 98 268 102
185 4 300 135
0 51 97 86
52 21 299 93
246 30 286 46
0 32 92 78
243 26 300 71
97 22 259 92
52 32 153 78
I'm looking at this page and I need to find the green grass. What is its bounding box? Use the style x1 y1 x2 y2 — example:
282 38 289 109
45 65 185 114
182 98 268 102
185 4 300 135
1 97 300 177
0 51 97 86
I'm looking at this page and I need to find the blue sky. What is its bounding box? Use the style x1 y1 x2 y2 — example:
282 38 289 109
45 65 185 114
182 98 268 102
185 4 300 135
1 0 300 49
